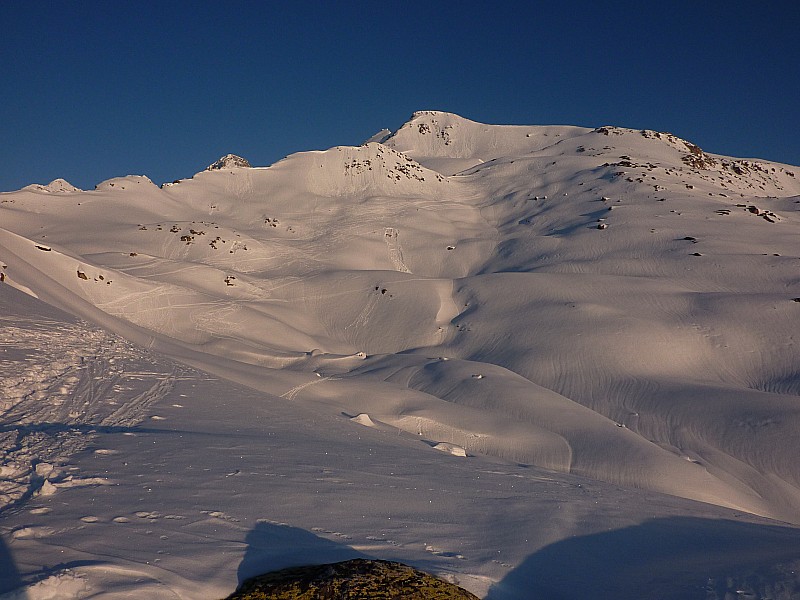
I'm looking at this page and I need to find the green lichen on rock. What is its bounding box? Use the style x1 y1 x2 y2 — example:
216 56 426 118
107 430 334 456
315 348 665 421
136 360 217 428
224 558 480 599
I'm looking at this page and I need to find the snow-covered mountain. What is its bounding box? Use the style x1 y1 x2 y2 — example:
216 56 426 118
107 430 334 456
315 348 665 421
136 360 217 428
2 111 800 599
205 154 252 171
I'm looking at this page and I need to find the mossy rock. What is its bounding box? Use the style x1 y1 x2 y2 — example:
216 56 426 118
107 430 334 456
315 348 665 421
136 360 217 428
225 558 480 599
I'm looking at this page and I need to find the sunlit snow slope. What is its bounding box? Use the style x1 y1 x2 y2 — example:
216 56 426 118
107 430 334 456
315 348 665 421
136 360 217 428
2 112 800 598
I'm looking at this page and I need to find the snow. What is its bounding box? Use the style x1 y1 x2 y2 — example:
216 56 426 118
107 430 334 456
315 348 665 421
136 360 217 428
21 179 82 194
2 111 800 599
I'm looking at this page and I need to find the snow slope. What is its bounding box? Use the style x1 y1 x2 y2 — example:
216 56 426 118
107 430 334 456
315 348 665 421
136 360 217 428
2 111 800 599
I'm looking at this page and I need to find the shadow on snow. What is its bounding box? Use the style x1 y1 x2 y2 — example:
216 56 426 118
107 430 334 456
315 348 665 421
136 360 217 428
487 516 800 600
236 520 368 587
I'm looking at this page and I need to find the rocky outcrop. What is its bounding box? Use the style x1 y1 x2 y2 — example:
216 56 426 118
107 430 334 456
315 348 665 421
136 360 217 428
225 559 480 599
206 154 252 171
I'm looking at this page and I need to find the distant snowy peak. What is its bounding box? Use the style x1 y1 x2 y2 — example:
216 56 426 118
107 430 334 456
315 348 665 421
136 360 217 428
382 110 589 175
206 154 252 171
23 179 81 193
377 112 799 193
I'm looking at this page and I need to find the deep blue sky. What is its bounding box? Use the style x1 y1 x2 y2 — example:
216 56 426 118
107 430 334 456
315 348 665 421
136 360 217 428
2 1 798 191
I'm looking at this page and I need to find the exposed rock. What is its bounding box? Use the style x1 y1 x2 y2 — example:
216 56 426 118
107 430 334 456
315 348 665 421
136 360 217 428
207 154 252 171
225 559 479 599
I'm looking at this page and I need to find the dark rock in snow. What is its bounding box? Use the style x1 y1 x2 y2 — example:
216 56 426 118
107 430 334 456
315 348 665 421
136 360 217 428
225 559 479 599
206 154 252 171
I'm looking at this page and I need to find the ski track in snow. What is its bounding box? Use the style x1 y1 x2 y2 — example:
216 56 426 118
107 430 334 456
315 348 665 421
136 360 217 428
0 308 177 514
280 375 339 400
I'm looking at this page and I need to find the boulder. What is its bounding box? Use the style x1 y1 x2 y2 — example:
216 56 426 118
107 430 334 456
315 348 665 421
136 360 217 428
225 558 480 599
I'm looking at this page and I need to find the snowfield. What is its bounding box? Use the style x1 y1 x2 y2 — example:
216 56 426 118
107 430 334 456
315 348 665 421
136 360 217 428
2 111 800 599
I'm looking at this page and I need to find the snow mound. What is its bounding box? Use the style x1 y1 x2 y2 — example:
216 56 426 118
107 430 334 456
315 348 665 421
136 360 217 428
1 570 87 599
94 175 157 191
22 179 82 193
350 413 377 427
432 442 467 457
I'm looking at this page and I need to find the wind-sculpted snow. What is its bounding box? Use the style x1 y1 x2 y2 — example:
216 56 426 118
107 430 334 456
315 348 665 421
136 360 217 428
1 112 800 598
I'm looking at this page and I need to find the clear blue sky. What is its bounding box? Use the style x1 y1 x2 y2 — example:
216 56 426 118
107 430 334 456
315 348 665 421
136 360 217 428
2 1 798 191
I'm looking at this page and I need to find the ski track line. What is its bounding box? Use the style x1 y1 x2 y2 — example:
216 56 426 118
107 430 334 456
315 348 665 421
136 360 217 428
101 371 177 427
55 358 119 424
280 375 338 400
345 293 380 330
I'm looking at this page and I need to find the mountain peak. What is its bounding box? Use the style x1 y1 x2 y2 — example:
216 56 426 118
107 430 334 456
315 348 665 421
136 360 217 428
382 111 589 175
206 154 252 171
23 178 82 193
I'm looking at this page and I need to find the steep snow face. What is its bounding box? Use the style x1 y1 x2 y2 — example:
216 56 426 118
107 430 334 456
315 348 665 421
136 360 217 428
2 112 800 599
206 154 252 171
